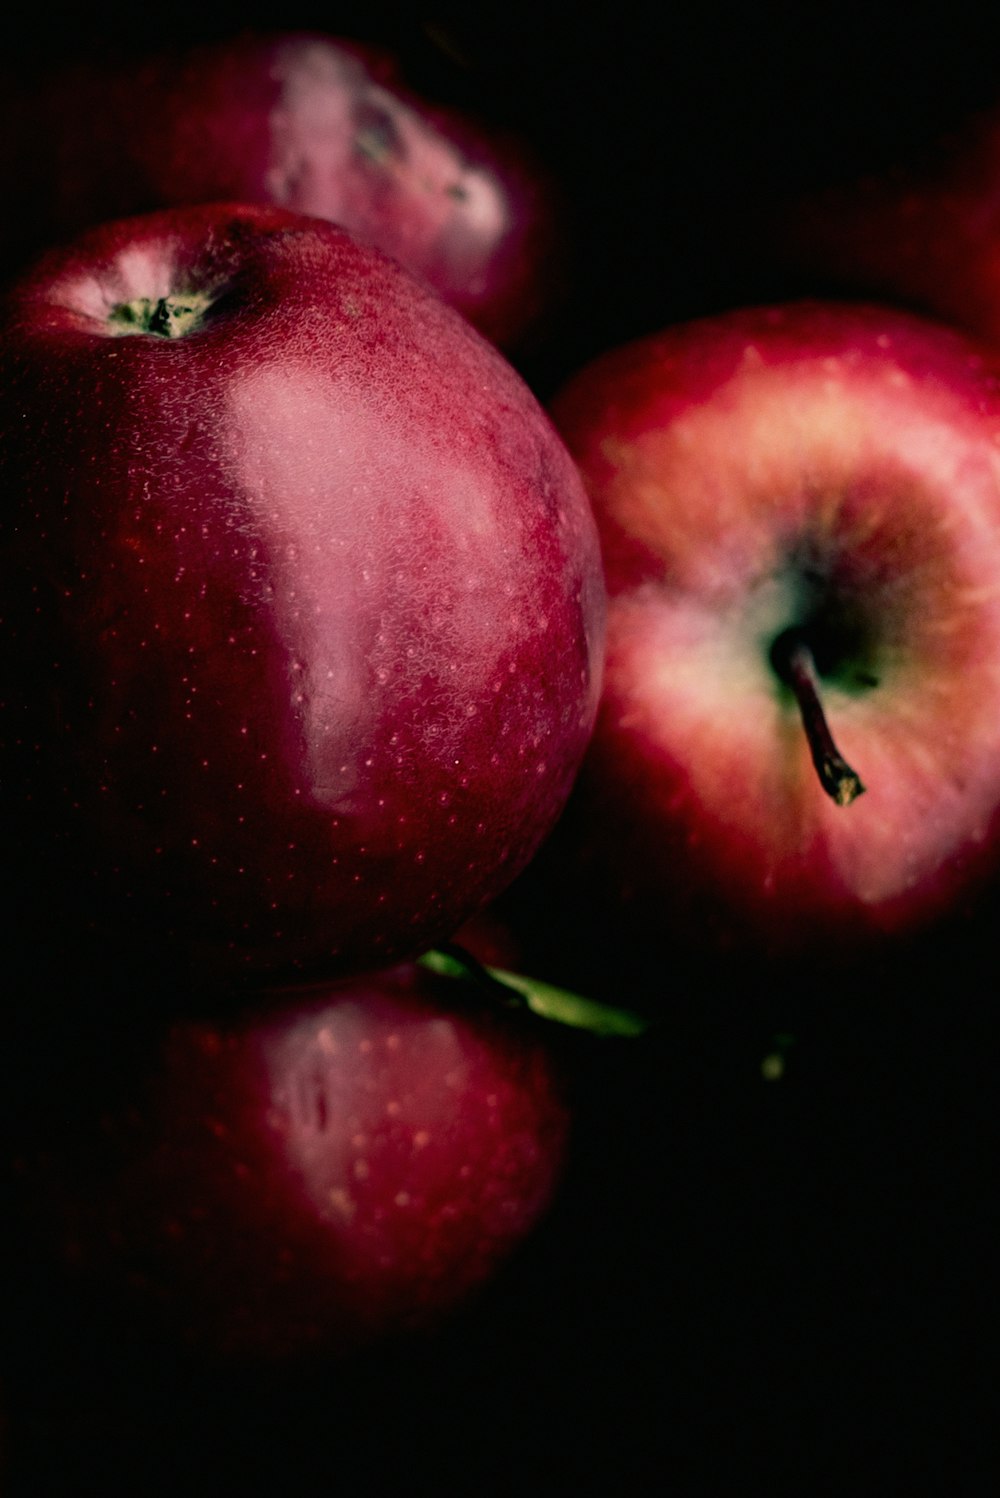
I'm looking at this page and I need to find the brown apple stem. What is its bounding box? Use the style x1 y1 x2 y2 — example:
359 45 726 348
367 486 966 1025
775 634 865 807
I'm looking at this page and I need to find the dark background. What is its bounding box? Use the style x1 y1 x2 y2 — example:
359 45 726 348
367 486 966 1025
2 3 999 1493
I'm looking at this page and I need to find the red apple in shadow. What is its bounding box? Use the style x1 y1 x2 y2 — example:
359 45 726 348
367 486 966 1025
758 102 1000 348
538 300 1000 966
0 30 561 349
0 202 604 986
3 962 570 1362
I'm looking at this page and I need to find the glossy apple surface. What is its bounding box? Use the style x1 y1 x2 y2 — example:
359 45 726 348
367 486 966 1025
544 301 1000 962
3 962 570 1361
760 104 1000 347
0 202 604 985
0 31 559 348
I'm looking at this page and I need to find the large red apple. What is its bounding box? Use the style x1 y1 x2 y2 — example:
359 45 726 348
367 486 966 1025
758 102 1000 347
3 961 570 1361
0 201 604 985
542 300 1000 963
0 30 559 348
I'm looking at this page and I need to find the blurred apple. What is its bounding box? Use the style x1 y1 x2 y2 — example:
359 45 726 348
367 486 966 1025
760 101 1000 348
3 962 570 1362
0 29 561 348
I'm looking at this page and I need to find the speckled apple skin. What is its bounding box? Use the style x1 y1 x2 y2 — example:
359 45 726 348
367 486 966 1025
0 203 604 984
549 301 1000 957
7 964 570 1360
0 32 559 348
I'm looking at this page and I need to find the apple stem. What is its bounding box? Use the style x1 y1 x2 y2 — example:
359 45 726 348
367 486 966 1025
772 632 865 807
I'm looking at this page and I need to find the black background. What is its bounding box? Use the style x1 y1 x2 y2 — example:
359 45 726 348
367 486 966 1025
2 3 999 1493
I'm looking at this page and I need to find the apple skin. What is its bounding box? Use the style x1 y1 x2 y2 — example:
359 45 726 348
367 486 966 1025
0 201 604 986
759 105 1000 347
2 962 570 1362
0 31 559 349
541 300 1000 964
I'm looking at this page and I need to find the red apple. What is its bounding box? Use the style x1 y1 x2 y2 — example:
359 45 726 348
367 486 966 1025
3 962 570 1361
759 103 1000 347
0 202 604 986
0 30 560 348
542 300 1000 964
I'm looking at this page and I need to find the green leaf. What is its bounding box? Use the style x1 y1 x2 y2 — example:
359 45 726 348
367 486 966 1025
418 946 649 1038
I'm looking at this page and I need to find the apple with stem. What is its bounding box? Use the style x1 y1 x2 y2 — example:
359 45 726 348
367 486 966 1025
0 30 560 349
0 201 604 988
758 101 1000 348
538 299 1000 966
2 961 570 1362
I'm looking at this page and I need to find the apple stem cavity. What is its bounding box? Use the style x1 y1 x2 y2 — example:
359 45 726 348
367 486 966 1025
109 292 212 338
770 628 866 807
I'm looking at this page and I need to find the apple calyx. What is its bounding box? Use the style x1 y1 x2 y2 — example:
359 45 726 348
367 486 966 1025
418 946 649 1038
769 627 865 807
108 291 213 338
